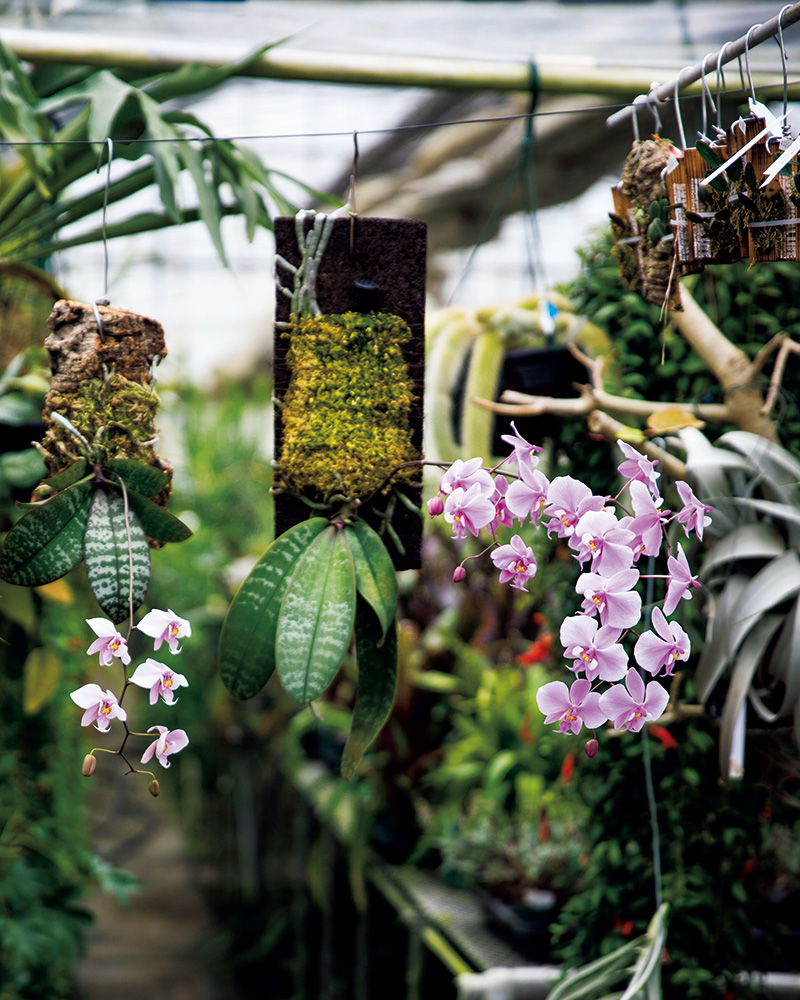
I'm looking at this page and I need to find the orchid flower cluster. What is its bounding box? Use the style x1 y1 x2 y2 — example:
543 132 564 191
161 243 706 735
426 427 713 750
69 609 191 793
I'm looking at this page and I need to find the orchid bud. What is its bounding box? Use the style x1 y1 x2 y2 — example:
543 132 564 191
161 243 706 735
427 495 444 517
452 566 466 583
584 738 599 759
148 779 160 798
82 753 97 776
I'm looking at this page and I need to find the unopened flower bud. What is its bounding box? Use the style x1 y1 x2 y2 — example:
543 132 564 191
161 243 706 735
82 753 97 776
452 566 466 583
427 495 444 517
148 779 160 798
584 738 599 759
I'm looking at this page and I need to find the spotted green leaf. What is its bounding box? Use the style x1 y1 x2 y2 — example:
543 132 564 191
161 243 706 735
124 489 192 542
0 481 92 586
83 487 150 624
341 600 398 780
277 526 356 704
104 459 170 498
218 517 329 700
344 520 398 638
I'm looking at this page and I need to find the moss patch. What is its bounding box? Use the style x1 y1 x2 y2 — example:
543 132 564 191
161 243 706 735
276 311 417 501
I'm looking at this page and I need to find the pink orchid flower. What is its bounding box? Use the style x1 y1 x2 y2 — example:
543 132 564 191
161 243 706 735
634 607 690 677
70 683 127 732
627 481 670 557
616 440 661 500
569 509 636 576
439 457 494 497
505 461 550 525
536 677 608 735
598 668 669 733
559 615 628 682
130 658 189 705
141 726 189 768
544 476 606 539
663 544 701 616
675 481 713 541
86 617 131 667
575 568 642 629
490 534 537 591
488 475 515 533
499 421 542 470
443 483 496 540
137 608 191 654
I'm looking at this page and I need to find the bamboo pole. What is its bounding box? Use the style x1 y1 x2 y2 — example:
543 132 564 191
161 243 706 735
1 27 795 98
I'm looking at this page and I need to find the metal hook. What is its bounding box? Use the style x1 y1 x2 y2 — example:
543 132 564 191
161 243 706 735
673 70 687 149
646 84 662 134
715 42 733 130
744 24 763 104
348 130 359 255
93 137 113 339
632 100 640 143
699 53 717 139
775 5 792 138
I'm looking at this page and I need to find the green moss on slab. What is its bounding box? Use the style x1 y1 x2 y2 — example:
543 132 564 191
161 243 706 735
276 311 418 501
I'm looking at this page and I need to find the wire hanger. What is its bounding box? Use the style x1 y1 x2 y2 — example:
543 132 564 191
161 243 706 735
92 137 113 339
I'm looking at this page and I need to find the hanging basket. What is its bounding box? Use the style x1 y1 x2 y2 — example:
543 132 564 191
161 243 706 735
666 145 729 272
742 122 800 263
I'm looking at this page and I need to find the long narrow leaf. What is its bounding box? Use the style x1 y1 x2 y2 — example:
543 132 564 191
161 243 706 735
344 520 398 638
698 522 785 582
695 574 749 703
727 551 800 659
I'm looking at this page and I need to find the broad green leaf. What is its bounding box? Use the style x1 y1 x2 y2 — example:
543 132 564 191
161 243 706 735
218 518 329 700
103 459 170 498
277 526 356 704
123 490 192 543
695 140 724 170
0 482 92 586
178 139 226 264
341 602 398 780
23 647 61 715
344 520 398 638
83 487 150 624
80 70 139 144
41 458 88 491
143 43 277 103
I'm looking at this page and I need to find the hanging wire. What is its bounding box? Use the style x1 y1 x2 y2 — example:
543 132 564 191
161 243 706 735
673 70 688 149
743 24 763 103
699 53 717 140
91 137 113 338
715 42 733 131
775 5 793 139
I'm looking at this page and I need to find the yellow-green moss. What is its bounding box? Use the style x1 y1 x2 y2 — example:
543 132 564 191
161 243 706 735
276 311 418 501
46 373 159 467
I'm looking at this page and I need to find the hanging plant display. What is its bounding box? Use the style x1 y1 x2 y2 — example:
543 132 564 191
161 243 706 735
0 300 192 623
609 183 642 291
666 144 728 272
218 211 426 777
618 138 682 311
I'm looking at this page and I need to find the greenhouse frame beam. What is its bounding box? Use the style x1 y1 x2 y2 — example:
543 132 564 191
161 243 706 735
1 27 797 99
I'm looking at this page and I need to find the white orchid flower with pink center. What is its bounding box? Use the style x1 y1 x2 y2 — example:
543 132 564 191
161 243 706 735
443 484 496 540
598 668 669 733
70 683 127 732
634 607 690 677
663 544 701 616
439 457 494 497
575 568 642 629
536 677 608 735
490 534 537 591
85 618 131 667
499 421 542 470
675 481 713 541
488 475 515 532
137 608 191 654
559 615 627 682
506 461 550 525
141 726 189 768
569 509 636 576
616 440 661 501
544 476 606 539
130 658 189 706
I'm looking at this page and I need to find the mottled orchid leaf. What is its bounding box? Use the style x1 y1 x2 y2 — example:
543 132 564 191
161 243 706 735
218 517 328 700
277 526 356 704
344 520 398 639
103 459 170 499
83 486 150 624
0 481 92 586
124 489 192 542
40 458 88 491
341 600 398 780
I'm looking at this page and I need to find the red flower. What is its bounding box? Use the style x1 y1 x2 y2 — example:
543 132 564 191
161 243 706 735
649 724 678 749
561 751 575 784
517 632 554 665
